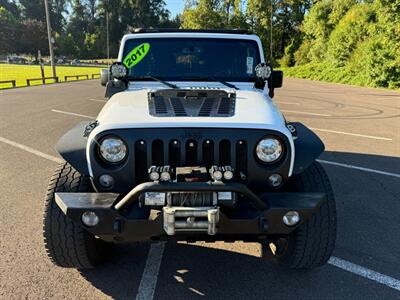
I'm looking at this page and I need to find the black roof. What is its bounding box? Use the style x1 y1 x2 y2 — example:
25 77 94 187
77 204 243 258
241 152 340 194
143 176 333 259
128 28 252 35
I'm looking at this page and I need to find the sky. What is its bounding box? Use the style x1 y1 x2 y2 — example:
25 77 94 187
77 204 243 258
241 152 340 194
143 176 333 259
165 0 185 17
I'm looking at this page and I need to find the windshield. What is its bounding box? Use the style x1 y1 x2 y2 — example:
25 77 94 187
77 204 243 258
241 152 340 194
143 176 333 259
122 38 261 82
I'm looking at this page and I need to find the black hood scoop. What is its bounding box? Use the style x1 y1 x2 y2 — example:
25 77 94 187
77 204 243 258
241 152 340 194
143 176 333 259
148 89 235 117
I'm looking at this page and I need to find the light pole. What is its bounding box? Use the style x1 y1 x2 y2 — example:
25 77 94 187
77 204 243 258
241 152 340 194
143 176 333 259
106 11 110 66
44 0 57 79
270 0 273 64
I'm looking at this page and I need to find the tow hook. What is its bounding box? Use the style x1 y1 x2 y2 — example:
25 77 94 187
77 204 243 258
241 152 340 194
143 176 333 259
259 217 268 232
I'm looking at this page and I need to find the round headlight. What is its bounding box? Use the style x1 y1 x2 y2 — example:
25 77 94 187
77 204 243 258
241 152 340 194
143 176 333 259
256 138 283 163
99 137 127 163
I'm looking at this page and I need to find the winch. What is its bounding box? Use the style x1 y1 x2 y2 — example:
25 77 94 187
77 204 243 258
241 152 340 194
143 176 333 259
140 165 236 235
163 206 220 235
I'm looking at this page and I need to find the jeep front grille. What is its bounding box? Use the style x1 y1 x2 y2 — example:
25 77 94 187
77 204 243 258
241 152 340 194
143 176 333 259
90 128 292 193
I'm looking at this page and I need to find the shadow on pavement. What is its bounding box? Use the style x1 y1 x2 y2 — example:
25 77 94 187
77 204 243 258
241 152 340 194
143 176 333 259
79 243 149 300
156 242 328 299
79 151 400 299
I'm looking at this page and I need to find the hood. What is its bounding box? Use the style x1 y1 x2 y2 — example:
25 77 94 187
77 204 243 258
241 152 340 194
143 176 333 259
93 83 287 134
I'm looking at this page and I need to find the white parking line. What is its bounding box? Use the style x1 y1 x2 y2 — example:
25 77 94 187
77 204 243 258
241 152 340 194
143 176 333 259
51 109 95 119
275 101 300 105
329 256 400 291
311 127 392 141
135 242 166 300
317 159 400 178
88 98 107 102
281 109 331 117
0 136 62 163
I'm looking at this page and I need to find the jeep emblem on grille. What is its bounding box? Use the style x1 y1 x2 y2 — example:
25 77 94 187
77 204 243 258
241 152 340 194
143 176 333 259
181 131 203 140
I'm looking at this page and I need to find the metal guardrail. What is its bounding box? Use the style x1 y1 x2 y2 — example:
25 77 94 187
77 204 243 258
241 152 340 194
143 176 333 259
26 77 58 86
1 73 100 90
0 80 16 88
65 74 89 81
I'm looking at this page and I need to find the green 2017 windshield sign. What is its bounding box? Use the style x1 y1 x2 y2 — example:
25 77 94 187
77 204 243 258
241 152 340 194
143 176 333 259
123 43 150 68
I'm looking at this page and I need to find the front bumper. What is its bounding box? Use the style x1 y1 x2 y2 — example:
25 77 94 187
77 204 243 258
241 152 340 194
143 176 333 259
55 182 325 242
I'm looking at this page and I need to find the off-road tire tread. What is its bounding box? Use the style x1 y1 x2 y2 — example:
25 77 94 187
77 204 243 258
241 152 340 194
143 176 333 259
43 162 107 269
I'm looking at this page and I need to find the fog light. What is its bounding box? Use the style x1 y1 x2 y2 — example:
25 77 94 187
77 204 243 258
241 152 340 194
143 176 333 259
160 171 171 181
149 171 160 181
223 170 234 180
99 174 114 188
283 211 300 226
213 170 223 181
268 173 282 187
81 211 99 227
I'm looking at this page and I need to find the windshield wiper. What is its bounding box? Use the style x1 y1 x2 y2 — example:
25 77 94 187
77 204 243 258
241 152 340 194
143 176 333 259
182 76 238 90
126 76 179 89
215 78 238 90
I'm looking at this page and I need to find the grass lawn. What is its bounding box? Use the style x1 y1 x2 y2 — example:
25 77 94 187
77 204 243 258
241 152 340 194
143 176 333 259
0 64 105 89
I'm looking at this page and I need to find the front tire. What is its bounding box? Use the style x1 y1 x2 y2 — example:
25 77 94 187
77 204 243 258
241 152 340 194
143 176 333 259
43 162 110 269
262 162 337 269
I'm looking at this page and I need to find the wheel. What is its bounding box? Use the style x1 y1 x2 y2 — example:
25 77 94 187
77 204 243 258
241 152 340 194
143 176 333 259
43 162 111 269
262 162 337 269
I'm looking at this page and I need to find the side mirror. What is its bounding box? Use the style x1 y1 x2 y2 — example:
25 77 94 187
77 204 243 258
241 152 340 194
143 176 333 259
100 69 109 86
272 70 283 88
268 70 283 98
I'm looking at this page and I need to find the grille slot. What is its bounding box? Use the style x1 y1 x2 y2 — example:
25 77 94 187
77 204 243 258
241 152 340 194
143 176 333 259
169 140 181 166
152 140 164 165
202 140 214 167
219 140 231 165
134 140 147 183
185 140 198 165
236 141 247 181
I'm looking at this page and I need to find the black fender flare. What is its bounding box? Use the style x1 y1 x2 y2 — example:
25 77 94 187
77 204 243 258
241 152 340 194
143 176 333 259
291 122 325 175
55 121 90 175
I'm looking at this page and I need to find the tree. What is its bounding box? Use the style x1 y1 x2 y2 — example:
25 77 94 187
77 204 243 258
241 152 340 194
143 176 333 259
295 0 357 64
19 0 67 33
18 19 49 58
0 5 19 54
181 0 226 29
274 0 311 63
65 0 90 56
0 0 20 17
246 0 276 61
181 0 310 63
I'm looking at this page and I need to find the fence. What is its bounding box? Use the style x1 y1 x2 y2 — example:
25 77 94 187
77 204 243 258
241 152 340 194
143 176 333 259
26 76 58 86
0 73 101 90
64 74 89 81
63 74 101 81
0 80 16 88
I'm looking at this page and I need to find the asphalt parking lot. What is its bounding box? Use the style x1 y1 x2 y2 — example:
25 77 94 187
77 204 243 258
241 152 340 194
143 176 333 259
0 78 399 299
